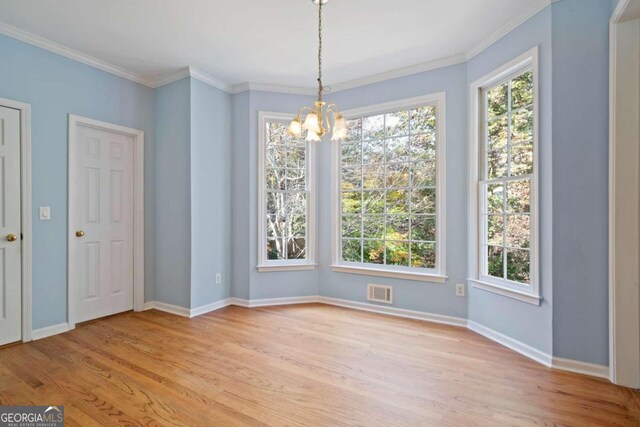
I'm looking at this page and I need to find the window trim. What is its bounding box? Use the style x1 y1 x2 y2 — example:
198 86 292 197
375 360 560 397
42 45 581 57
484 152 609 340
257 111 316 272
468 47 541 305
331 93 447 283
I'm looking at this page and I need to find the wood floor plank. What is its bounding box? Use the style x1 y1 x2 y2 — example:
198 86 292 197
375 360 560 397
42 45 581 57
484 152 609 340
1 304 638 426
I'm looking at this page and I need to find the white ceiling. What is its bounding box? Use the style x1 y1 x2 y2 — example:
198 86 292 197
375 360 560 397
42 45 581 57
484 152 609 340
0 0 545 90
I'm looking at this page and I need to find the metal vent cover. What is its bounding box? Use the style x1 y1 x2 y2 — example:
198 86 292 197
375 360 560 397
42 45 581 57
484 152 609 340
368 284 392 304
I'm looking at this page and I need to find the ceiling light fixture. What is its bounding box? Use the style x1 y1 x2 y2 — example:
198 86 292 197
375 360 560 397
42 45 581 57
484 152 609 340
288 0 347 142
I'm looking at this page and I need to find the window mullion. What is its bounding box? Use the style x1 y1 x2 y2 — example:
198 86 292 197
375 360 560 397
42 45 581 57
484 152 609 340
284 146 289 261
360 128 365 263
503 81 512 279
382 113 387 266
408 114 413 267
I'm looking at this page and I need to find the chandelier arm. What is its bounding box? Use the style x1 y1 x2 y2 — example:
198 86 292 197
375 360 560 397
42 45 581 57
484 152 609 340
326 103 341 115
296 106 314 118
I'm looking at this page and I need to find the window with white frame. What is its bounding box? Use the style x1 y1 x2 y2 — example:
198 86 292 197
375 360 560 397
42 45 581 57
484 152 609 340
471 48 539 304
333 94 446 281
258 112 315 271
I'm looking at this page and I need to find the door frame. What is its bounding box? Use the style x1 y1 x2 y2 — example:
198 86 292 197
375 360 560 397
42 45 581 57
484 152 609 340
0 97 33 343
609 0 640 388
67 114 144 329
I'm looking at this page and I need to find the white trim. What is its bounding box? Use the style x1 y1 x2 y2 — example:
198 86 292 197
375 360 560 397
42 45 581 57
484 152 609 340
0 23 155 87
228 297 250 308
468 47 541 303
231 82 317 96
608 3 640 388
257 264 317 272
152 67 234 92
31 322 72 340
468 320 610 379
465 0 550 61
187 67 233 93
318 296 467 327
552 357 610 379
469 279 542 306
67 115 145 329
331 265 447 283
151 68 191 88
611 0 632 23
143 301 191 317
327 55 467 94
0 97 33 343
331 93 447 279
467 320 552 366
230 296 319 308
189 298 233 317
257 111 317 270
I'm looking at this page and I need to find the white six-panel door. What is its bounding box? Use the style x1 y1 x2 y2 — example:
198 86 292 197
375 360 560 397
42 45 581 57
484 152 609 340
0 106 22 346
71 124 134 323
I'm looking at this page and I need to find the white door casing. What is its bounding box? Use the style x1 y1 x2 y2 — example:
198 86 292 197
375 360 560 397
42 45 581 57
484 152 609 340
0 106 23 346
68 115 144 327
610 0 640 388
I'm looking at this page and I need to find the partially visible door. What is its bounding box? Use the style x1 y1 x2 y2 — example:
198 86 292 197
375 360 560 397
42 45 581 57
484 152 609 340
0 106 22 346
71 124 134 323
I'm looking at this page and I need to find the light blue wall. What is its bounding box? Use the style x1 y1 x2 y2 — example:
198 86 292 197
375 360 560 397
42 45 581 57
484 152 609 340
155 77 233 309
154 78 191 308
230 91 251 299
190 78 232 307
318 64 469 318
466 6 554 355
0 33 155 329
551 0 611 365
230 90 319 300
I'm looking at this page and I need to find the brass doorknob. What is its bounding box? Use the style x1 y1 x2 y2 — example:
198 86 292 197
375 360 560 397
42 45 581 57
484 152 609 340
6 234 17 242
75 230 85 237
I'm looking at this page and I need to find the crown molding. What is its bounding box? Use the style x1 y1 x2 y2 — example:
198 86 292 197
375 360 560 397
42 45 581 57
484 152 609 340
188 66 233 92
0 0 553 95
328 54 467 93
465 0 551 61
150 68 191 88
0 22 155 87
230 82 317 96
611 0 631 23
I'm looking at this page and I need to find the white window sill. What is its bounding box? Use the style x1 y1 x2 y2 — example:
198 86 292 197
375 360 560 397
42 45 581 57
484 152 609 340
468 278 542 305
331 265 447 283
257 264 317 272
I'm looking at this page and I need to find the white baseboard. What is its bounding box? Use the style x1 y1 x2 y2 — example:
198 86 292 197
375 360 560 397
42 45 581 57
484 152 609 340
28 297 609 382
190 298 233 317
230 296 318 308
143 301 191 317
318 296 468 327
552 357 609 379
467 320 553 367
31 322 72 340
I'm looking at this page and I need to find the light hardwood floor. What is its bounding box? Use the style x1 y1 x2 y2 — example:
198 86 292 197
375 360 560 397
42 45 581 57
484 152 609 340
1 303 639 426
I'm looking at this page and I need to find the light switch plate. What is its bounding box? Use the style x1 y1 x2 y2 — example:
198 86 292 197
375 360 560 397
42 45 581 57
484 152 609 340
39 206 51 221
456 283 465 297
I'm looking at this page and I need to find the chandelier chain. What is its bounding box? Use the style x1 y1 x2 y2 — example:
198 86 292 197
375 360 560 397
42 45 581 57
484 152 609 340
317 0 323 101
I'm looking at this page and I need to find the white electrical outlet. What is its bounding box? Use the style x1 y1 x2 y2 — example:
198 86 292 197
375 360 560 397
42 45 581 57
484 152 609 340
456 283 465 297
216 273 222 284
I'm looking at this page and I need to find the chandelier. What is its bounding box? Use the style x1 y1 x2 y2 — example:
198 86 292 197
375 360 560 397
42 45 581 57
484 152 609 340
288 0 347 142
